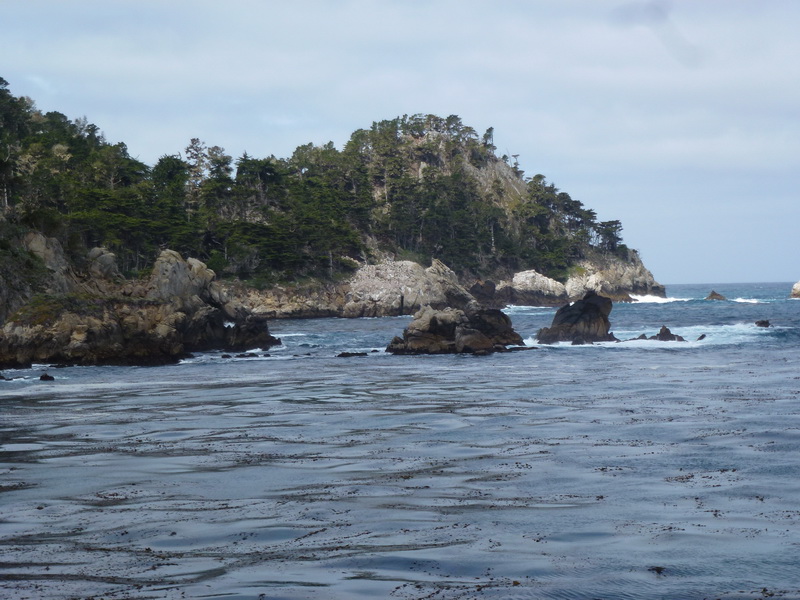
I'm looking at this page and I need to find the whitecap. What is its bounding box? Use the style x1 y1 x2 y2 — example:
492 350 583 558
630 295 690 304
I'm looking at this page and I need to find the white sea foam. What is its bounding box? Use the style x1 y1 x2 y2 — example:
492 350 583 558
732 297 761 304
630 294 690 304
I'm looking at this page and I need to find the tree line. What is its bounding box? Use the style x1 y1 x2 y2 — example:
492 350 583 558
0 78 628 285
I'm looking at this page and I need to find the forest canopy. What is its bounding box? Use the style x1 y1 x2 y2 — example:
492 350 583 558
0 78 628 284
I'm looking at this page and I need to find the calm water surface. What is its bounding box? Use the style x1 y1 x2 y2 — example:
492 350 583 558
1 283 799 599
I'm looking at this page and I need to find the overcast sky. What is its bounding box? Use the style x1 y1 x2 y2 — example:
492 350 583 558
2 0 798 285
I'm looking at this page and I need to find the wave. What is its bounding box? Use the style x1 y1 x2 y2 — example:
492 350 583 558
630 295 690 304
522 322 794 349
732 297 761 304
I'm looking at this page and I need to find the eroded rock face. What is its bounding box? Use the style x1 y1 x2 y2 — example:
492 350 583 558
386 306 524 355
23 232 81 295
705 290 726 301
536 291 618 344
792 281 800 299
0 249 280 368
496 270 568 307
227 258 479 319
565 254 665 302
343 259 477 318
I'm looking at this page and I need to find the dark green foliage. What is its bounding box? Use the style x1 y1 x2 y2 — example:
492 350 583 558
0 78 632 284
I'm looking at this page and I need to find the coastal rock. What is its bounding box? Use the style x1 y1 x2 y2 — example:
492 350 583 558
565 253 665 302
226 258 479 319
0 250 280 368
536 291 618 344
650 325 686 342
495 270 568 307
705 290 726 301
792 281 800 299
343 259 477 318
755 320 770 328
23 232 81 295
386 306 524 355
87 247 122 282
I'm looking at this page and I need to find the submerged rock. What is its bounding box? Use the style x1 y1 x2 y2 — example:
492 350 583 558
536 291 617 344
386 306 524 355
755 320 771 328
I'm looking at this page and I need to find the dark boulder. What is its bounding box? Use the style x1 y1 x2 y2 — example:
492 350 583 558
39 373 55 381
650 326 686 342
705 290 726 301
755 320 771 328
386 306 524 355
536 291 617 344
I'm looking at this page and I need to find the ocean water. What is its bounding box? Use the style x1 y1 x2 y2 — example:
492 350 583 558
1 282 799 599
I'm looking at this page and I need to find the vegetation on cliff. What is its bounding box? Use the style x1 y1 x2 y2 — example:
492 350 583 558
1 76 632 286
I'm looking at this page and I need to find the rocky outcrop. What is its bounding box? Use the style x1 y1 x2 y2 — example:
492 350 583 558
0 248 280 368
705 290 726 301
386 306 524 355
565 253 665 302
536 291 618 344
22 232 82 295
495 270 568 306
792 281 800 299
343 259 477 317
225 258 479 319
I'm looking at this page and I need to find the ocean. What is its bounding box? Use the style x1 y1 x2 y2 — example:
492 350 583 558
1 282 799 599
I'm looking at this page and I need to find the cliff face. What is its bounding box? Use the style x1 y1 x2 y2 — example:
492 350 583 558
224 258 478 319
565 252 665 302
792 281 800 298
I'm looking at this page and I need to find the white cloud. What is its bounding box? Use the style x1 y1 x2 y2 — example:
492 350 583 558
1 0 799 283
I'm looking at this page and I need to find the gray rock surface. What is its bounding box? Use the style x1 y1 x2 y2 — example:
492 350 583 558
565 253 665 302
496 270 568 306
0 249 279 368
386 306 524 355
536 291 618 344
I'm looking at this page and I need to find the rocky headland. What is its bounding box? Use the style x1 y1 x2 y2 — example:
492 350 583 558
0 237 279 368
225 253 665 319
792 281 800 299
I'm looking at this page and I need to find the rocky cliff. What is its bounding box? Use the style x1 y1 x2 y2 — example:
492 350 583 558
225 258 478 319
792 281 800 299
564 252 665 302
224 252 665 318
0 243 279 368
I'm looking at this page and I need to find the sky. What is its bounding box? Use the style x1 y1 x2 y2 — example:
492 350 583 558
2 0 798 285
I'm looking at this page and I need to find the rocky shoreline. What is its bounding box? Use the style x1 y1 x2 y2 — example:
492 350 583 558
0 232 669 366
0 241 280 368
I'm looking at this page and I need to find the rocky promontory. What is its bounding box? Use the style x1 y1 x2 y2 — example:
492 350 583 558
564 252 665 302
225 253 665 318
0 243 280 368
792 281 800 299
